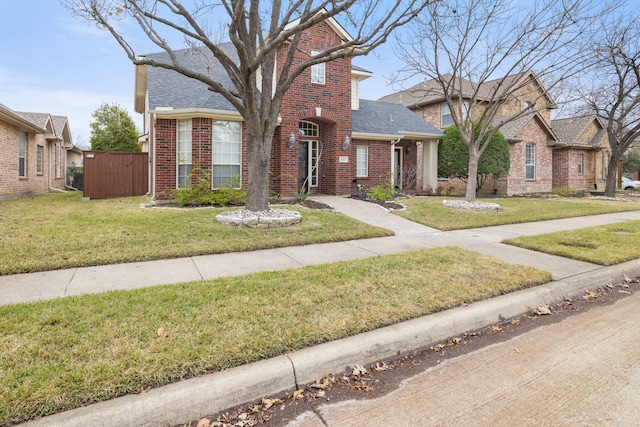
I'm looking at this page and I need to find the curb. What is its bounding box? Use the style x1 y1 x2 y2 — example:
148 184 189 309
22 259 640 427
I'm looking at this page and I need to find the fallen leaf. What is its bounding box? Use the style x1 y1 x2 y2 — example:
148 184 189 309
292 389 304 400
532 305 551 315
619 290 631 294
491 325 504 332
451 337 462 344
374 362 388 371
261 397 283 410
196 418 211 427
157 326 165 337
624 274 631 283
511 319 521 325
352 364 366 376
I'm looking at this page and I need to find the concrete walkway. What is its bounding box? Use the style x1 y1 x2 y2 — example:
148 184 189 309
11 196 640 427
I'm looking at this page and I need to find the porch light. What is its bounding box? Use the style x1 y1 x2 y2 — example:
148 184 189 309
342 135 350 150
288 133 296 148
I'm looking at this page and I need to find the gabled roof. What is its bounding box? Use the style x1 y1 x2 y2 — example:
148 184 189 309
0 103 46 133
379 71 556 110
492 112 558 143
551 115 605 149
352 99 442 140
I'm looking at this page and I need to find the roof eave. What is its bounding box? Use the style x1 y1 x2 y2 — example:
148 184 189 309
149 107 243 121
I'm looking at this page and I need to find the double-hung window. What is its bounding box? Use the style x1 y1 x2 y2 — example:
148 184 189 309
602 151 609 179
356 146 369 177
177 119 192 188
36 145 43 174
441 102 452 127
310 50 325 85
577 153 584 174
525 143 536 180
55 143 62 178
18 131 27 177
213 121 242 188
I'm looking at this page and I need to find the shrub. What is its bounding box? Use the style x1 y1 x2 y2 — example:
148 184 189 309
367 174 395 201
174 169 245 207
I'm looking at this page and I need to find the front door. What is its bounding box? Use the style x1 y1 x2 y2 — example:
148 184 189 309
394 147 402 189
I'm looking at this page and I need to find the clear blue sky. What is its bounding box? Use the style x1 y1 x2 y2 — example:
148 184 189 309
0 2 409 148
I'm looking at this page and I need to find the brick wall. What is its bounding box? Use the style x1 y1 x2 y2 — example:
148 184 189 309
0 120 52 199
353 139 392 194
275 20 353 196
503 118 553 194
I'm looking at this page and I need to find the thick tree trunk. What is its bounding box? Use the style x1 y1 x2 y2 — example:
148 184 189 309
604 150 622 197
245 131 272 212
465 153 480 202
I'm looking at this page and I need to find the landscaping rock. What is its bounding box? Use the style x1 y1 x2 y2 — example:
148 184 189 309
443 200 500 211
216 209 302 228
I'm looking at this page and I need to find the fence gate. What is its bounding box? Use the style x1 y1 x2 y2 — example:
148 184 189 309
83 151 148 199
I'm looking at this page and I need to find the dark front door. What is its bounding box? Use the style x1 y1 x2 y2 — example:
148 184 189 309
298 141 309 194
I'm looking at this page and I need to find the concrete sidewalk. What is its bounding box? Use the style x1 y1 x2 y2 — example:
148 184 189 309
11 196 640 427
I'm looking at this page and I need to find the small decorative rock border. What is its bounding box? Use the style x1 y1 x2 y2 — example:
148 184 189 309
443 199 500 211
216 209 302 228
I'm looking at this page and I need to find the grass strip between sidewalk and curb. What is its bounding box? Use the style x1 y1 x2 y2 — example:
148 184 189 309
0 247 551 425
502 220 640 266
396 196 640 230
0 192 391 275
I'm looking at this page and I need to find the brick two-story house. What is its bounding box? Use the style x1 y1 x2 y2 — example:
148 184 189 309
134 17 442 200
0 103 73 199
380 72 613 195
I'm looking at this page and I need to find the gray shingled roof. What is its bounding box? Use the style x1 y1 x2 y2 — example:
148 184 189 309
14 112 51 129
551 115 604 148
379 72 555 110
145 44 239 111
490 112 557 143
352 99 442 137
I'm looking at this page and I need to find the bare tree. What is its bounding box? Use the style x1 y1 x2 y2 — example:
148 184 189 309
394 0 604 202
62 0 432 212
574 15 640 196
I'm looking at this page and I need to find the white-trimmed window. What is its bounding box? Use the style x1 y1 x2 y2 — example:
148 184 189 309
213 120 242 188
525 143 536 180
177 119 192 188
441 102 452 127
441 100 470 127
356 146 369 177
55 143 62 179
18 131 27 177
310 50 325 85
577 153 584 174
36 145 43 174
603 151 609 179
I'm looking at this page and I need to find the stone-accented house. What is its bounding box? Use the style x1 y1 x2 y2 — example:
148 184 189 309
134 17 442 200
550 115 610 191
380 72 614 195
0 103 74 199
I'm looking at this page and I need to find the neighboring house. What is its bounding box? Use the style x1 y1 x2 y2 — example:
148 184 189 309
550 115 610 191
134 18 442 200
0 103 73 199
380 72 612 195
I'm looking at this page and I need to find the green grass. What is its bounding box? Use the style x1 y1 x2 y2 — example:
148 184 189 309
0 247 551 425
0 192 392 275
503 220 640 265
396 196 640 230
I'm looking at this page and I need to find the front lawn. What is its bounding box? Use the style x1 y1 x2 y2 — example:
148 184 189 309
0 247 551 425
502 220 640 265
0 192 392 275
396 196 640 230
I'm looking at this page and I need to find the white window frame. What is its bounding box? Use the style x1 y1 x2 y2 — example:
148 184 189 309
177 119 193 188
310 50 325 85
356 146 369 177
55 142 62 179
577 153 584 174
602 151 609 179
36 145 43 174
212 120 242 189
441 102 452 127
525 143 536 180
309 140 319 187
18 131 27 177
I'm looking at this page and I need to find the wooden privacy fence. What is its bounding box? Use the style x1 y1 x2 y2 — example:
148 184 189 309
83 151 148 199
